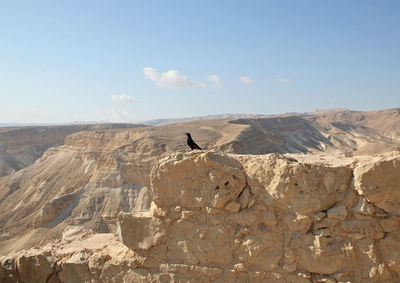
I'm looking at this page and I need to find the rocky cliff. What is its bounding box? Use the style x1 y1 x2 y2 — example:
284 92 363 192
2 109 399 255
1 108 400 180
1 150 399 282
0 124 144 178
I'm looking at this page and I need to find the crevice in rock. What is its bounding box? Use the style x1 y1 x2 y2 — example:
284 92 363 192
45 264 60 283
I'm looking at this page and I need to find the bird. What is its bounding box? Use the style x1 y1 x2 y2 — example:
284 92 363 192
185 133 202 150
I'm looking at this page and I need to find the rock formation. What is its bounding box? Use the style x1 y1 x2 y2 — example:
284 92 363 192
2 150 399 282
1 108 400 281
0 124 143 178
1 108 400 179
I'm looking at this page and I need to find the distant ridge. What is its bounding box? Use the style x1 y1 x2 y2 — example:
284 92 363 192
312 108 349 113
2 108 397 128
142 113 270 126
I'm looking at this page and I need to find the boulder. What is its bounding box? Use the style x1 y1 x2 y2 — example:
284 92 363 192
150 151 246 209
241 154 352 214
354 157 400 215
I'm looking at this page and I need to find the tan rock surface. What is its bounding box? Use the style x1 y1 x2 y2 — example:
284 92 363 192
0 111 400 282
238 153 353 214
1 226 139 283
354 156 400 215
0 150 400 281
0 123 141 178
1 109 400 255
151 151 246 209
116 151 400 281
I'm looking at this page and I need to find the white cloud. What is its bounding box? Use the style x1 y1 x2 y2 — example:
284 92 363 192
110 94 140 103
143 67 206 88
207 75 223 88
239 76 254 85
94 108 137 123
266 77 291 83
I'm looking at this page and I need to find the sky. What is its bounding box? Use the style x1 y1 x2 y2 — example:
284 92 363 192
0 0 399 123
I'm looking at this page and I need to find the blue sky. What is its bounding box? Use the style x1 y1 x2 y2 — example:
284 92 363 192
0 0 399 123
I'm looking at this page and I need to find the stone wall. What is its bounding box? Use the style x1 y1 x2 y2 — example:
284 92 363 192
1 151 400 282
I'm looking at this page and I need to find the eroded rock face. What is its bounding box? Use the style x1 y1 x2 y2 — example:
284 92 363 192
0 129 157 254
151 151 246 209
1 226 139 283
354 157 400 215
239 154 353 214
33 189 83 228
1 151 400 282
115 151 400 282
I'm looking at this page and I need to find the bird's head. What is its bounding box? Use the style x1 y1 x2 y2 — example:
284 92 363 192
185 133 191 137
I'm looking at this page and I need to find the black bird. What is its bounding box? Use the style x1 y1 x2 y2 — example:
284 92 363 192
185 133 202 150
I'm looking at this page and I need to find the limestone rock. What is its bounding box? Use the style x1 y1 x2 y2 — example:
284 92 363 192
335 219 384 240
241 154 352 214
380 231 400 274
354 157 400 215
1 151 400 282
239 186 251 209
327 205 347 220
228 210 261 226
296 235 353 274
352 197 376 215
313 211 327 222
1 226 139 282
33 190 81 228
380 218 399 232
16 254 54 283
0 257 20 282
224 201 241 213
151 151 246 209
132 186 153 212
285 212 312 232
262 210 277 227
236 232 283 271
166 220 234 266
117 212 165 251
59 258 92 283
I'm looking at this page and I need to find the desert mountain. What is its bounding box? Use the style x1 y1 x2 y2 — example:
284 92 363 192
0 108 400 281
0 124 146 178
1 108 399 179
142 113 270 126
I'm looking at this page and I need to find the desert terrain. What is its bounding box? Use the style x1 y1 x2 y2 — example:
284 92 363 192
1 108 400 282
0 124 146 178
